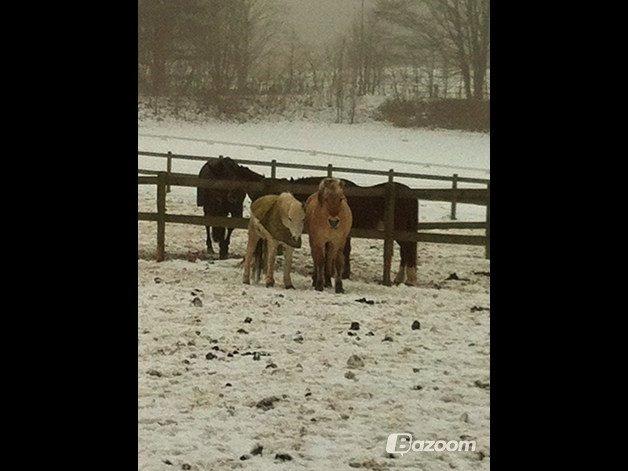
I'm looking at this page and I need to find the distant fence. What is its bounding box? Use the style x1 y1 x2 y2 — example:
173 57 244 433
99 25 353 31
138 168 490 286
138 150 490 221
138 133 491 175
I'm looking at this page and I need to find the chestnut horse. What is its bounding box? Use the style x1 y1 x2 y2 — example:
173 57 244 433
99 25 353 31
305 178 353 293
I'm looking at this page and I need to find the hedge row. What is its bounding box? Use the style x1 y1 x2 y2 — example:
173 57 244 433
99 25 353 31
375 98 489 132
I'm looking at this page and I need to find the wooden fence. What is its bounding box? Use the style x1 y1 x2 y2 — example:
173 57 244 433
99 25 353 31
138 150 489 221
138 170 490 286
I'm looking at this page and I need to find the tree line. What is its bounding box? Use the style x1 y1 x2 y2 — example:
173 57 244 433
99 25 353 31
139 0 489 119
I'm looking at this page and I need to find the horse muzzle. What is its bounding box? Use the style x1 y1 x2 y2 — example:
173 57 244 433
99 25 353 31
329 218 340 229
290 236 302 248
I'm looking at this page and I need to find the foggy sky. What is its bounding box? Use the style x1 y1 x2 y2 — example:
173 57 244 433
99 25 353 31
283 0 375 46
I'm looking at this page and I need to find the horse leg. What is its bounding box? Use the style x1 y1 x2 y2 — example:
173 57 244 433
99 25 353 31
242 224 260 285
265 239 278 287
405 241 418 286
283 245 295 289
219 227 234 259
394 241 407 285
212 225 227 259
342 237 351 279
334 247 345 294
311 244 326 291
324 242 333 288
203 208 214 255
220 205 241 259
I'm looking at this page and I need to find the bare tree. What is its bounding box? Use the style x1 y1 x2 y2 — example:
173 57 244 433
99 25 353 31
375 0 489 100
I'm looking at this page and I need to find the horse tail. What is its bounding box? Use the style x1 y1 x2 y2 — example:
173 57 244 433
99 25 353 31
212 226 226 242
253 239 266 283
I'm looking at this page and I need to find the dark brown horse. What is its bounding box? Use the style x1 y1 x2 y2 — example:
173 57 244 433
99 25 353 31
197 156 264 259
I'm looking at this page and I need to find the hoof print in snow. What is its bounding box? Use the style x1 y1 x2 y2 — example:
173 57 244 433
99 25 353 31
366 331 374 336
345 371 356 380
355 297 374 305
225 383 232 387
411 320 421 330
147 369 162 377
239 454 251 461
412 385 423 391
266 362 277 369
181 464 191 470
412 367 421 373
205 352 217 360
474 379 490 389
251 445 264 456
382 336 394 342
275 453 293 462
154 277 163 284
256 396 280 411
163 459 172 465
445 272 470 282
473 271 490 276
244 316 253 323
471 306 489 312
237 328 248 334
347 354 365 369
293 335 304 343
253 352 261 361
349 322 360 331
191 297 203 307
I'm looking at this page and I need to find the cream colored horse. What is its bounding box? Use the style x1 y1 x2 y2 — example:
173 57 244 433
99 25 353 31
243 192 305 288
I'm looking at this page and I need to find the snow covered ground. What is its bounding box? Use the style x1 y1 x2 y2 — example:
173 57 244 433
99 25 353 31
138 118 490 470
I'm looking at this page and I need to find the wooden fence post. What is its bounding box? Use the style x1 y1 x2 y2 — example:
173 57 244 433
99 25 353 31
156 172 166 262
383 169 396 286
450 173 458 220
166 151 172 193
327 164 333 177
485 183 490 259
271 159 277 179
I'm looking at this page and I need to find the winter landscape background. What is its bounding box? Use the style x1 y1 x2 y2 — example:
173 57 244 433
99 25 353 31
139 1 490 469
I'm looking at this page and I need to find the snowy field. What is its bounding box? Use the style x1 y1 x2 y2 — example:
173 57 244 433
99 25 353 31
138 118 490 470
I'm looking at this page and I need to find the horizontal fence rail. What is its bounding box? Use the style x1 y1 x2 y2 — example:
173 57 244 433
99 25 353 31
138 170 490 284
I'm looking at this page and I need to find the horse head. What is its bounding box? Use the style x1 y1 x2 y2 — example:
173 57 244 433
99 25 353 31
317 178 347 228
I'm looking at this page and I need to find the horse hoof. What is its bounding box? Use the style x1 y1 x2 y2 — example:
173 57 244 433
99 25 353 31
335 287 345 294
315 284 324 292
285 284 295 290
219 253 228 260
266 280 275 288
243 279 250 285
